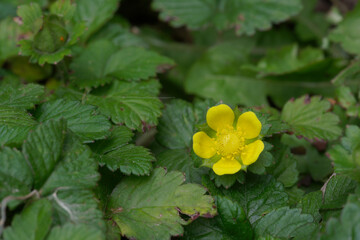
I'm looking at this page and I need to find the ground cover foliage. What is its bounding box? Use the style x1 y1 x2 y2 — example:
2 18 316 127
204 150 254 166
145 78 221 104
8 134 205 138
0 0 360 239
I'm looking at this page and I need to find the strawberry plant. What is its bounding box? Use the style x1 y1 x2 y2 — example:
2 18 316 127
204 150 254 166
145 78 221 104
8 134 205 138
0 0 360 239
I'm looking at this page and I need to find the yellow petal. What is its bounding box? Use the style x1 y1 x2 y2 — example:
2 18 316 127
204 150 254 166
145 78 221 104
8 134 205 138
193 132 216 159
206 104 235 131
237 111 261 139
213 157 242 175
241 140 264 165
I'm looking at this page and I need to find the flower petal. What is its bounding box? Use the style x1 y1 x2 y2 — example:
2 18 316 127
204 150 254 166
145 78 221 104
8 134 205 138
193 131 216 159
241 140 264 165
213 157 241 175
206 104 235 131
237 111 262 139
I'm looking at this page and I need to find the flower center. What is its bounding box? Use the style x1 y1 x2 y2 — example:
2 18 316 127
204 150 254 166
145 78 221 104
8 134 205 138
215 127 245 158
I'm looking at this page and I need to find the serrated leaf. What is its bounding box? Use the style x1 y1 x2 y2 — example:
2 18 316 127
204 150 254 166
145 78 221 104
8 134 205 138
156 149 207 184
98 144 154 176
109 168 216 240
254 207 316 239
16 3 43 33
3 199 52 240
297 191 322 222
328 125 360 182
74 0 119 41
57 80 163 130
0 105 37 146
183 196 253 240
22 119 66 189
268 142 298 187
35 99 111 142
329 4 360 55
321 175 357 209
0 83 44 109
0 147 33 201
152 0 302 35
281 96 341 140
50 0 75 21
47 223 104 240
71 40 174 88
321 202 360 240
91 125 154 176
156 99 195 149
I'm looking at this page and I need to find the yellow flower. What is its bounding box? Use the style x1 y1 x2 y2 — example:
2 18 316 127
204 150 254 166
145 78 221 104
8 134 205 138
193 104 264 175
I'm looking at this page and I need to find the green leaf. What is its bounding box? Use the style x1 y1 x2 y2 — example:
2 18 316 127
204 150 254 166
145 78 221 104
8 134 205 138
0 147 33 201
74 0 120 41
98 144 154 176
321 175 357 209
185 40 266 106
156 149 207 184
328 125 360 182
183 196 253 240
297 191 322 222
156 100 195 149
0 18 22 64
0 106 37 146
35 99 111 142
49 0 75 21
22 119 67 189
251 44 324 76
281 96 341 140
0 83 44 109
70 40 174 88
321 202 360 240
3 199 52 240
152 0 302 35
254 207 316 239
331 61 360 86
247 141 274 175
267 142 298 187
91 126 154 176
109 168 216 240
329 4 360 55
47 223 104 240
16 3 43 33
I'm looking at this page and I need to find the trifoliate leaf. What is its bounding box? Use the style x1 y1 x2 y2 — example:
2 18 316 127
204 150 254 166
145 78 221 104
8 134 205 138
0 105 37 145
0 147 33 201
321 202 360 240
0 83 44 109
254 207 316 239
321 175 357 210
22 119 66 189
109 168 216 240
47 223 104 240
156 149 208 184
3 199 52 240
281 96 341 140
74 0 120 41
0 18 22 64
328 125 360 182
329 4 360 55
156 99 195 149
70 40 174 88
35 99 111 142
152 0 302 35
183 196 253 240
